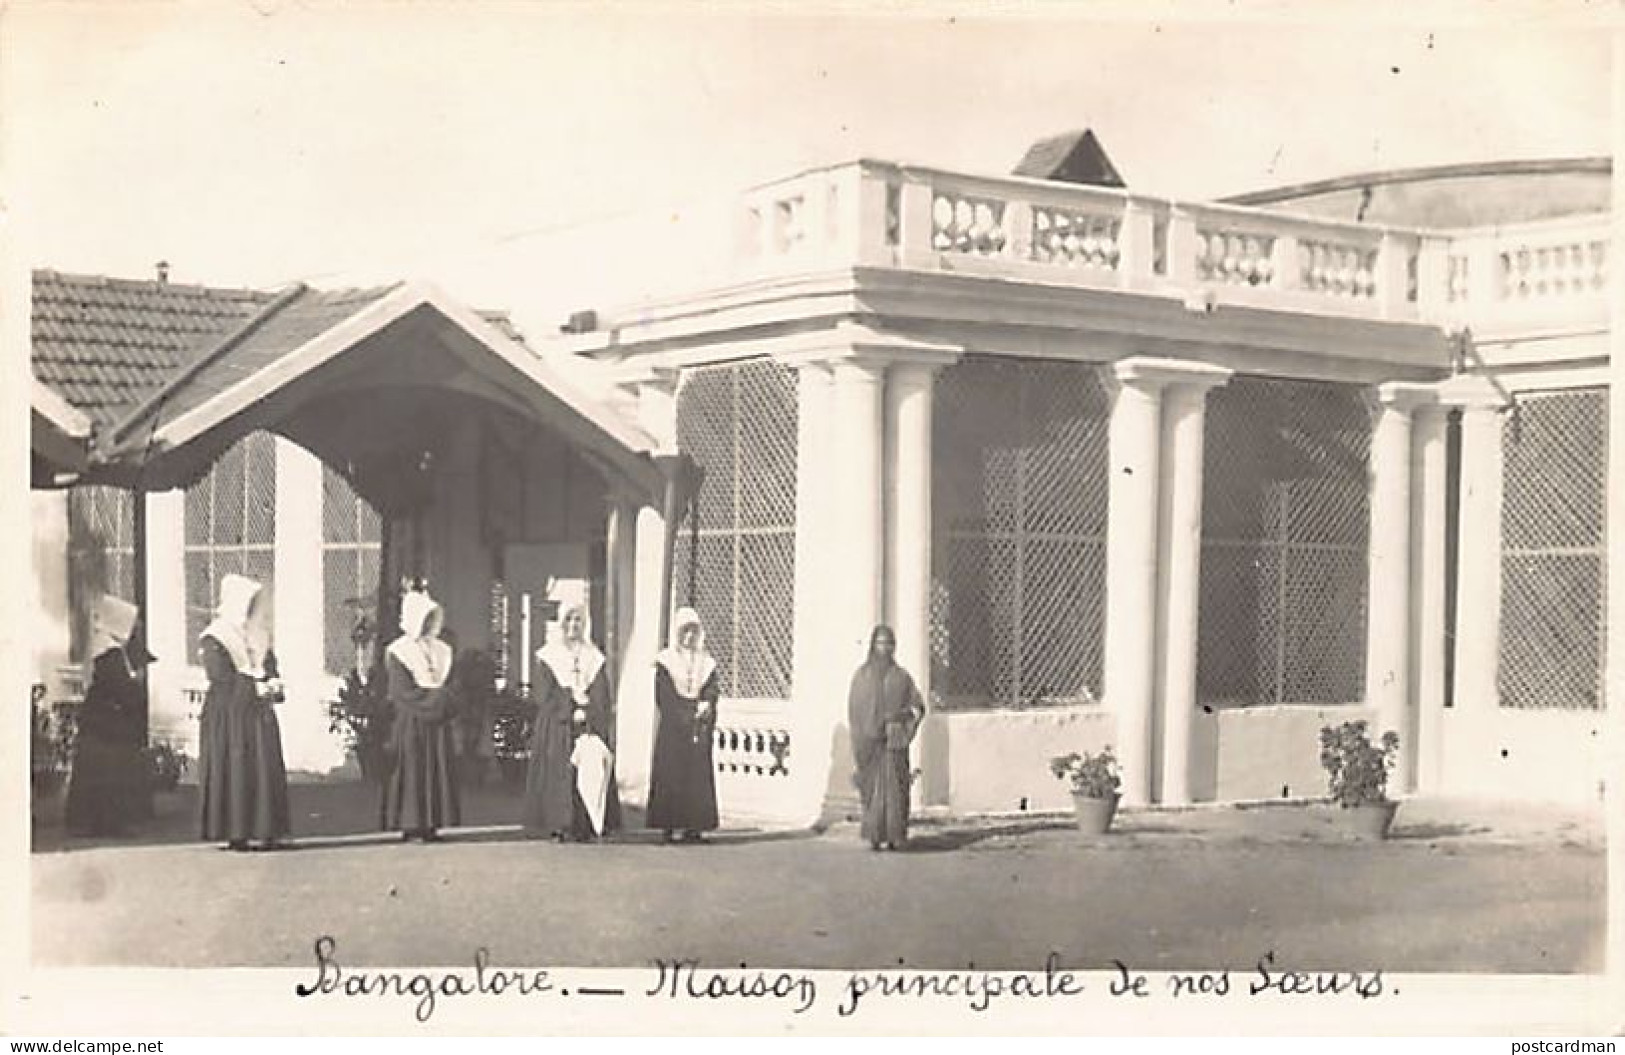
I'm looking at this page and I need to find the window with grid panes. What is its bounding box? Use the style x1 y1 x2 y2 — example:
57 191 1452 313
1196 376 1371 707
67 485 138 660
671 359 798 701
183 432 278 655
321 466 383 677
930 356 1110 709
1498 387 1608 711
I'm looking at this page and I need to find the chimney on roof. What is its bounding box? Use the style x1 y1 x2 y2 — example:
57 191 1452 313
1013 129 1126 189
155 261 170 284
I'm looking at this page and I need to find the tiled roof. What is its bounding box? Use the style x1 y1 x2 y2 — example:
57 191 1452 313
31 270 277 430
121 284 398 438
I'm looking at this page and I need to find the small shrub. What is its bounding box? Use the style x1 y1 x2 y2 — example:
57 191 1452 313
1049 747 1122 799
1319 720 1399 808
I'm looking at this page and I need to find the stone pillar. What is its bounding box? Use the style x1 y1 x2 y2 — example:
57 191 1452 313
1443 379 1510 777
1104 360 1169 808
818 360 887 818
1412 401 1450 794
885 359 953 809
144 490 191 761
789 360 835 822
1153 367 1231 806
273 437 337 774
1366 384 1432 794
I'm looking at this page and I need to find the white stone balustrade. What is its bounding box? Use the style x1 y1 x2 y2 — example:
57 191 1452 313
702 160 1610 329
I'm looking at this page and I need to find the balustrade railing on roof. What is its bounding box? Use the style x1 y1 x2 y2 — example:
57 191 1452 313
722 160 1610 330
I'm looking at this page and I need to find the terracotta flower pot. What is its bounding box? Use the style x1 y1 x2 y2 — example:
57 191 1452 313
1070 792 1119 835
1341 800 1398 840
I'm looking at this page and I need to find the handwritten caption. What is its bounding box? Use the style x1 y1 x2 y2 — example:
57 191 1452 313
294 937 1391 1023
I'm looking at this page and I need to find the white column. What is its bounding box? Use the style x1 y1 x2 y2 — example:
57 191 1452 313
615 501 666 806
820 361 887 817
1451 394 1506 717
1104 361 1167 807
1153 369 1230 806
1366 384 1429 794
790 361 836 821
273 438 337 774
613 372 678 807
144 490 191 760
885 361 940 807
1412 402 1450 794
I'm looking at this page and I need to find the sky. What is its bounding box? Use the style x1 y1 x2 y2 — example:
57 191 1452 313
1 0 1616 335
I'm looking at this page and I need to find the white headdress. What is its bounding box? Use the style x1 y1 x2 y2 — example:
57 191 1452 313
387 589 453 689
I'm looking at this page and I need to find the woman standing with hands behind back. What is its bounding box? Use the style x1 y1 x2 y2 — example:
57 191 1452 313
380 589 461 843
646 607 720 844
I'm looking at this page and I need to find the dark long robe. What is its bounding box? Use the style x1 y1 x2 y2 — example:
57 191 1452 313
848 661 926 848
379 654 462 834
646 664 720 834
198 641 291 843
521 660 621 839
65 648 147 836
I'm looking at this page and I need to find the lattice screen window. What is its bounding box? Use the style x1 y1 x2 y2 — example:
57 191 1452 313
321 466 383 677
931 356 1110 709
183 432 278 652
671 359 798 700
1198 376 1371 706
67 485 138 660
1498 387 1608 710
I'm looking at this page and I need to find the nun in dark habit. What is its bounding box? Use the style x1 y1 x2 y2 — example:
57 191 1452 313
645 606 720 843
65 595 153 837
847 625 926 851
522 603 621 842
198 573 291 852
380 589 462 842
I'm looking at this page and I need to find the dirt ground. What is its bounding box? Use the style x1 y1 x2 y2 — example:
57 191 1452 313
29 783 1606 975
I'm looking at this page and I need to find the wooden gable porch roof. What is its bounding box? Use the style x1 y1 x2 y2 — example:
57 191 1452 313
32 270 661 500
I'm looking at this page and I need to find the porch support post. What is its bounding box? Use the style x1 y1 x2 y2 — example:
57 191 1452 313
1153 365 1231 807
613 368 678 807
273 438 334 774
144 489 190 763
1365 383 1432 794
1104 358 1170 808
1411 399 1451 795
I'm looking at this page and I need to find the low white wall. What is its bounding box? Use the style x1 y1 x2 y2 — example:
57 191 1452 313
931 706 1116 815
1437 706 1608 803
1192 704 1377 802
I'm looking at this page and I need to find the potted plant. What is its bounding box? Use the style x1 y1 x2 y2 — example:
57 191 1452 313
143 740 190 793
328 667 392 783
1318 720 1401 839
30 685 69 821
490 687 535 789
1049 747 1122 835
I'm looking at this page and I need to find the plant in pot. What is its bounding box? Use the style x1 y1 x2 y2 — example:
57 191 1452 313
328 666 392 783
490 687 535 789
1049 747 1122 835
1318 720 1401 840
143 740 190 793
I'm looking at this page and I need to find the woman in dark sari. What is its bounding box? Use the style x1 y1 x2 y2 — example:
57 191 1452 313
646 607 719 843
198 574 291 851
380 589 461 843
65 596 152 837
522 603 620 842
848 625 925 851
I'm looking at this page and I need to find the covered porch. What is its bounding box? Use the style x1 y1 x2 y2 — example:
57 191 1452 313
76 281 683 804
